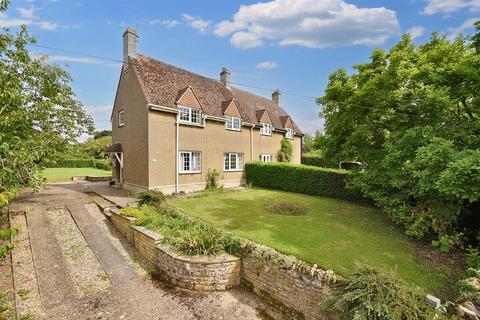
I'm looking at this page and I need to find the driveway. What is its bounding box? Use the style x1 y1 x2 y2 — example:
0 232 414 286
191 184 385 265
9 182 265 320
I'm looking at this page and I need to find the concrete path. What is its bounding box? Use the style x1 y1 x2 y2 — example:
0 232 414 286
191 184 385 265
9 182 265 320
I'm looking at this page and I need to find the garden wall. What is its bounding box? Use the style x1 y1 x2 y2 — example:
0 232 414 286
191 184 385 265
108 208 241 291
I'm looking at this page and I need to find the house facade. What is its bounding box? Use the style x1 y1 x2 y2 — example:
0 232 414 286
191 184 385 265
110 28 303 194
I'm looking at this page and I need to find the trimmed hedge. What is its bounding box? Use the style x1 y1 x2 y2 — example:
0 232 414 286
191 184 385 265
49 158 112 170
245 162 367 203
301 154 327 167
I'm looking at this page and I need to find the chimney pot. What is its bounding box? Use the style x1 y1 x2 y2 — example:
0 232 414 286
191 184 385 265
220 67 231 88
123 27 138 63
272 89 281 106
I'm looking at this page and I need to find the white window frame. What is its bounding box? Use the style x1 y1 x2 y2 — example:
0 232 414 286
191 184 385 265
118 110 125 127
225 115 241 131
286 128 294 139
260 154 273 162
178 106 202 125
224 152 244 172
179 151 201 174
260 123 272 136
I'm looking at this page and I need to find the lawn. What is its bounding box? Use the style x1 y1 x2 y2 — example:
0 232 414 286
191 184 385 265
170 188 460 297
42 167 111 183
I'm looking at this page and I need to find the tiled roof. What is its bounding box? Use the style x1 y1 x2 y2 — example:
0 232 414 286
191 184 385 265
131 55 302 134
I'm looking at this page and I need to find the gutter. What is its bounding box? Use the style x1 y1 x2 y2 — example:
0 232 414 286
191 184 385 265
175 113 179 193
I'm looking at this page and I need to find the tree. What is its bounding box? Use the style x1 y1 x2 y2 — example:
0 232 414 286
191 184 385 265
318 30 480 244
0 0 94 191
82 136 112 159
93 130 112 140
277 138 293 162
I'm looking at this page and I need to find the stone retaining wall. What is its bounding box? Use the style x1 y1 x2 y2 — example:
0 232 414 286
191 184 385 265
108 208 241 291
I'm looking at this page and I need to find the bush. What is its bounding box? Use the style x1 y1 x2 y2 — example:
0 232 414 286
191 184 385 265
136 190 166 207
266 201 308 216
320 265 439 320
206 168 222 191
277 138 293 162
245 162 366 203
48 158 111 170
301 153 327 168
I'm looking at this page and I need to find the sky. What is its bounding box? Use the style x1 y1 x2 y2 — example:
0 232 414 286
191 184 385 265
1 0 479 137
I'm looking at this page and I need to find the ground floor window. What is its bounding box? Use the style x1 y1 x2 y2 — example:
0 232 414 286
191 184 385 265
224 152 243 171
179 151 201 173
260 154 273 162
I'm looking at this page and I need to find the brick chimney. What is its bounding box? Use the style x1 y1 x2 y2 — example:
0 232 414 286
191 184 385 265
272 89 281 106
123 27 138 63
220 67 231 88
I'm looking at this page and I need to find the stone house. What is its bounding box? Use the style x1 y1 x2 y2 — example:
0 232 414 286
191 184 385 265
109 28 303 193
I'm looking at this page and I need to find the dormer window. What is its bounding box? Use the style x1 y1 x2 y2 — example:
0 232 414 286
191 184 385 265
286 128 294 139
179 106 202 125
226 116 241 131
260 123 272 136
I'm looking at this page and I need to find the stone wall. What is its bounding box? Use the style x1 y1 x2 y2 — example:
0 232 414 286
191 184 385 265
108 208 241 291
241 243 338 320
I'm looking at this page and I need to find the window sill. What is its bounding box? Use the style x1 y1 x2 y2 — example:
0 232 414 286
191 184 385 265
223 169 243 172
260 133 272 136
226 127 241 132
179 121 204 128
179 171 202 175
118 124 125 128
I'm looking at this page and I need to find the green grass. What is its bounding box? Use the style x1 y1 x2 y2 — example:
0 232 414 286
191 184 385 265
170 188 460 297
42 167 111 183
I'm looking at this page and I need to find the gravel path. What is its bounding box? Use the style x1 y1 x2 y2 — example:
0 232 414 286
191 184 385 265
9 183 266 320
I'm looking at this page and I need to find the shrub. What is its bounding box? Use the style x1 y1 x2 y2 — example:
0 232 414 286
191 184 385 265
466 247 480 269
245 162 366 203
48 158 112 170
136 190 166 207
277 138 293 162
320 265 439 320
206 168 222 191
301 153 327 168
266 201 308 216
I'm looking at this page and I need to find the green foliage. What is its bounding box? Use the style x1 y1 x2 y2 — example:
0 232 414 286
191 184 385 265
136 190 166 207
318 30 480 242
81 136 112 159
277 138 293 162
245 162 366 202
301 152 327 168
431 233 464 253
93 130 112 140
0 3 94 191
320 265 439 320
456 268 480 302
49 158 111 170
121 204 242 256
266 201 308 216
466 247 480 269
205 168 222 191
303 131 328 156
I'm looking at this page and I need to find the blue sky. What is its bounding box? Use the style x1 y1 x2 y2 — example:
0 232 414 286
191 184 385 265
2 0 479 137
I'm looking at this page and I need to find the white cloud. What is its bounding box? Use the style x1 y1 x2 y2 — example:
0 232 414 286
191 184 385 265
85 105 112 114
406 26 426 39
256 61 278 69
213 0 400 49
182 13 211 33
47 55 103 64
149 19 179 28
0 7 61 30
17 6 36 19
422 0 480 15
448 17 479 37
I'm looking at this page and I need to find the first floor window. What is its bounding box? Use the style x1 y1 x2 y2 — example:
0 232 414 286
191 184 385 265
260 154 273 162
226 115 241 131
118 110 125 127
260 123 272 135
179 151 201 173
224 152 243 171
179 106 202 125
286 128 294 139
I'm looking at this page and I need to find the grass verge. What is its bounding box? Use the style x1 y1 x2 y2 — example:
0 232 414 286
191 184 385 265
42 167 111 183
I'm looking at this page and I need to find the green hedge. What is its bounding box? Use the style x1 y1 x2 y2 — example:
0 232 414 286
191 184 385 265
49 158 112 170
245 162 367 203
301 154 327 167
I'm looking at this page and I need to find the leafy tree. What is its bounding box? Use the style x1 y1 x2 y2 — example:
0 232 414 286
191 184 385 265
0 0 94 192
93 130 112 140
82 136 112 159
277 138 293 162
318 30 480 243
